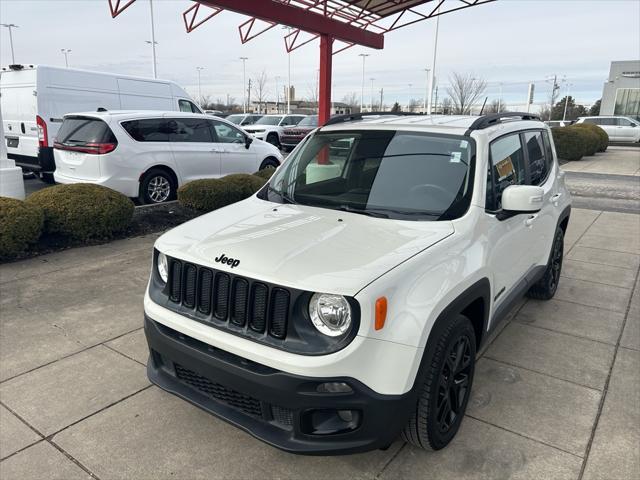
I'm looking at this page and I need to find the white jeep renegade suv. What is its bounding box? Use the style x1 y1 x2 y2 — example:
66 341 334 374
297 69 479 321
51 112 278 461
144 112 571 455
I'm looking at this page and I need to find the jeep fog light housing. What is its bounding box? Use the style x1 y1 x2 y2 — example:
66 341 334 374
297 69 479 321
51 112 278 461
157 252 168 284
309 293 352 337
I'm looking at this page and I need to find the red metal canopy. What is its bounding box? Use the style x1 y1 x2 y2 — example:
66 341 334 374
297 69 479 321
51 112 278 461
108 0 496 123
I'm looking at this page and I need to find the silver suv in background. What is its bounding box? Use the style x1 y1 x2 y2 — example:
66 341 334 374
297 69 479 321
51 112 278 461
575 116 640 142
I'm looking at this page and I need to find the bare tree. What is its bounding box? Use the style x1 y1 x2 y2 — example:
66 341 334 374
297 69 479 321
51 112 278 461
341 92 359 109
441 97 453 115
306 82 319 110
252 70 269 114
408 98 421 113
538 103 551 121
485 99 508 114
447 72 487 115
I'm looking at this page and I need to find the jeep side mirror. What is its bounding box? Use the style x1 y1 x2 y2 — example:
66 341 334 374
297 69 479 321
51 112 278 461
501 185 544 214
244 135 253 149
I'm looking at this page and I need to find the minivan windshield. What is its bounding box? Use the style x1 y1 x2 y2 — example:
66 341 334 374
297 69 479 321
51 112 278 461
260 130 475 221
255 116 283 126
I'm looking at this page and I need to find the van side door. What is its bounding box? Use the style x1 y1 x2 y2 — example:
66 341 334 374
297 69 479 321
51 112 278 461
210 119 258 176
168 117 221 183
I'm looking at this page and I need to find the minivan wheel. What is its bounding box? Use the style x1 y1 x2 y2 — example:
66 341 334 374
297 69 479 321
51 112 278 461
266 133 280 148
527 227 564 300
140 169 175 204
402 314 476 450
259 157 280 170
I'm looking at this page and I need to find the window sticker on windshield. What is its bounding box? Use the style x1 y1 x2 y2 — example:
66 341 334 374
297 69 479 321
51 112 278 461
459 140 468 148
450 152 462 163
496 156 515 180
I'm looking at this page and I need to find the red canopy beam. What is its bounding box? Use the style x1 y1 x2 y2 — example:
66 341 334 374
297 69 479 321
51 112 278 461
195 0 384 50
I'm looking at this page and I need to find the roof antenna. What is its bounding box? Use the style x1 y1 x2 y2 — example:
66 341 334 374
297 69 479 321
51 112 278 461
479 97 488 116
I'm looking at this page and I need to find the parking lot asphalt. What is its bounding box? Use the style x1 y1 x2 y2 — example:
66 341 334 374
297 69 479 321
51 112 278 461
0 206 638 480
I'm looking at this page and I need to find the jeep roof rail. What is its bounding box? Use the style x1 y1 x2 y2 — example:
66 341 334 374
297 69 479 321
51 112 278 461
324 111 416 126
465 112 541 134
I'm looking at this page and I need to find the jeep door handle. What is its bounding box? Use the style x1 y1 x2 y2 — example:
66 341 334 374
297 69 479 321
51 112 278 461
551 193 562 206
525 214 538 227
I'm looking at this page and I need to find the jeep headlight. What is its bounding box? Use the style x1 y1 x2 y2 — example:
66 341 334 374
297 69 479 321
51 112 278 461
157 252 168 284
309 293 352 337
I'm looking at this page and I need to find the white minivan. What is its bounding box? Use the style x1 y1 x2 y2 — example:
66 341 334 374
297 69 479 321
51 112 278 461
0 64 201 183
53 111 283 203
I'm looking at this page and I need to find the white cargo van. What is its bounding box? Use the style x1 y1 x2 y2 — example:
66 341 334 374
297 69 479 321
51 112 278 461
0 64 201 182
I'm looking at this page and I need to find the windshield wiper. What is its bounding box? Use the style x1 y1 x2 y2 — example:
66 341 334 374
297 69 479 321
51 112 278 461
267 185 296 204
335 205 388 218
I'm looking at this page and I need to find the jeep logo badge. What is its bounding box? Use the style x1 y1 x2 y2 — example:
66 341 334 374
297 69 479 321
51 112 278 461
215 253 240 269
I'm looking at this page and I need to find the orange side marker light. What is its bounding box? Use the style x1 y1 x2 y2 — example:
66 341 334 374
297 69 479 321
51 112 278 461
375 297 387 331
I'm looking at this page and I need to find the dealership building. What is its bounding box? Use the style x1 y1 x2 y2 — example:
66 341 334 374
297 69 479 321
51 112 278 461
601 60 640 119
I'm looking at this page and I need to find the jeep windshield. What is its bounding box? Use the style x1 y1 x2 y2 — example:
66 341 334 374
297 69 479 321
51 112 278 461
260 130 475 221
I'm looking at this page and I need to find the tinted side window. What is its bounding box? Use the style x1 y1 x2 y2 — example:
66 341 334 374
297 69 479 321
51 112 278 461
121 119 169 142
599 118 615 126
168 118 214 143
211 120 245 144
525 131 548 185
583 118 598 125
542 130 555 170
488 133 526 210
616 117 633 126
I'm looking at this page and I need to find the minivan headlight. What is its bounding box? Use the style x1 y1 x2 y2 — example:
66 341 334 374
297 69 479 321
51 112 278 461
157 252 168 284
309 293 352 337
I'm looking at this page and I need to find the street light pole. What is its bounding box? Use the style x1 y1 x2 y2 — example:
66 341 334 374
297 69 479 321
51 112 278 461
148 0 157 78
563 82 573 121
275 76 281 113
498 82 503 113
358 53 369 112
1 24 19 64
369 78 375 112
60 49 72 68
407 83 413 112
427 12 440 115
240 57 248 114
282 26 293 114
196 67 204 106
423 67 431 113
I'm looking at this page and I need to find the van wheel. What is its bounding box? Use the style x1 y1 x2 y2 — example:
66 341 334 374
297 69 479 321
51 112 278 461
140 169 175 204
40 173 56 184
266 133 280 148
259 157 280 170
402 314 476 450
527 227 564 300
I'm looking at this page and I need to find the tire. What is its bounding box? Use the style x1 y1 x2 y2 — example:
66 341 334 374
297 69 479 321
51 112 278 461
259 157 280 170
266 133 280 148
40 172 56 184
402 314 476 450
527 227 564 300
139 168 176 204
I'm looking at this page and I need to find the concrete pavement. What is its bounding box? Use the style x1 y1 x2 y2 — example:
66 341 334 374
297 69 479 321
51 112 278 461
0 209 638 480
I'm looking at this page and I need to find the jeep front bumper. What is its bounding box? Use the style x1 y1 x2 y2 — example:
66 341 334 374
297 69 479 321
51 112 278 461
145 315 415 455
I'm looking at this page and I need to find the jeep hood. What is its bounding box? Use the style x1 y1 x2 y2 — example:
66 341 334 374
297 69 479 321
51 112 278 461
156 196 454 296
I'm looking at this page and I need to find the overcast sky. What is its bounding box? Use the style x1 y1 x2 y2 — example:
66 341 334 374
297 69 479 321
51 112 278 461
1 0 639 109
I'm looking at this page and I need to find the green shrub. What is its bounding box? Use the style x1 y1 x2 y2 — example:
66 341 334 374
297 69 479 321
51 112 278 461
574 123 608 152
178 174 267 212
253 167 276 180
572 125 599 156
551 127 585 161
0 197 44 258
26 184 134 240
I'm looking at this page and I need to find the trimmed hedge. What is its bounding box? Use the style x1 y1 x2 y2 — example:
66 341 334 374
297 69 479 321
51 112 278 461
573 123 608 152
178 173 267 212
0 197 44 258
551 127 585 161
26 184 134 240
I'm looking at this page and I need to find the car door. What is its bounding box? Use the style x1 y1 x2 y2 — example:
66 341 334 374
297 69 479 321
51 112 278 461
593 118 618 141
168 116 221 183
615 117 638 142
484 132 537 317
523 130 556 265
210 119 258 175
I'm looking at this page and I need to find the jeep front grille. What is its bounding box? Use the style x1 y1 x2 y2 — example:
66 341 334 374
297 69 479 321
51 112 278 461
166 259 290 342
